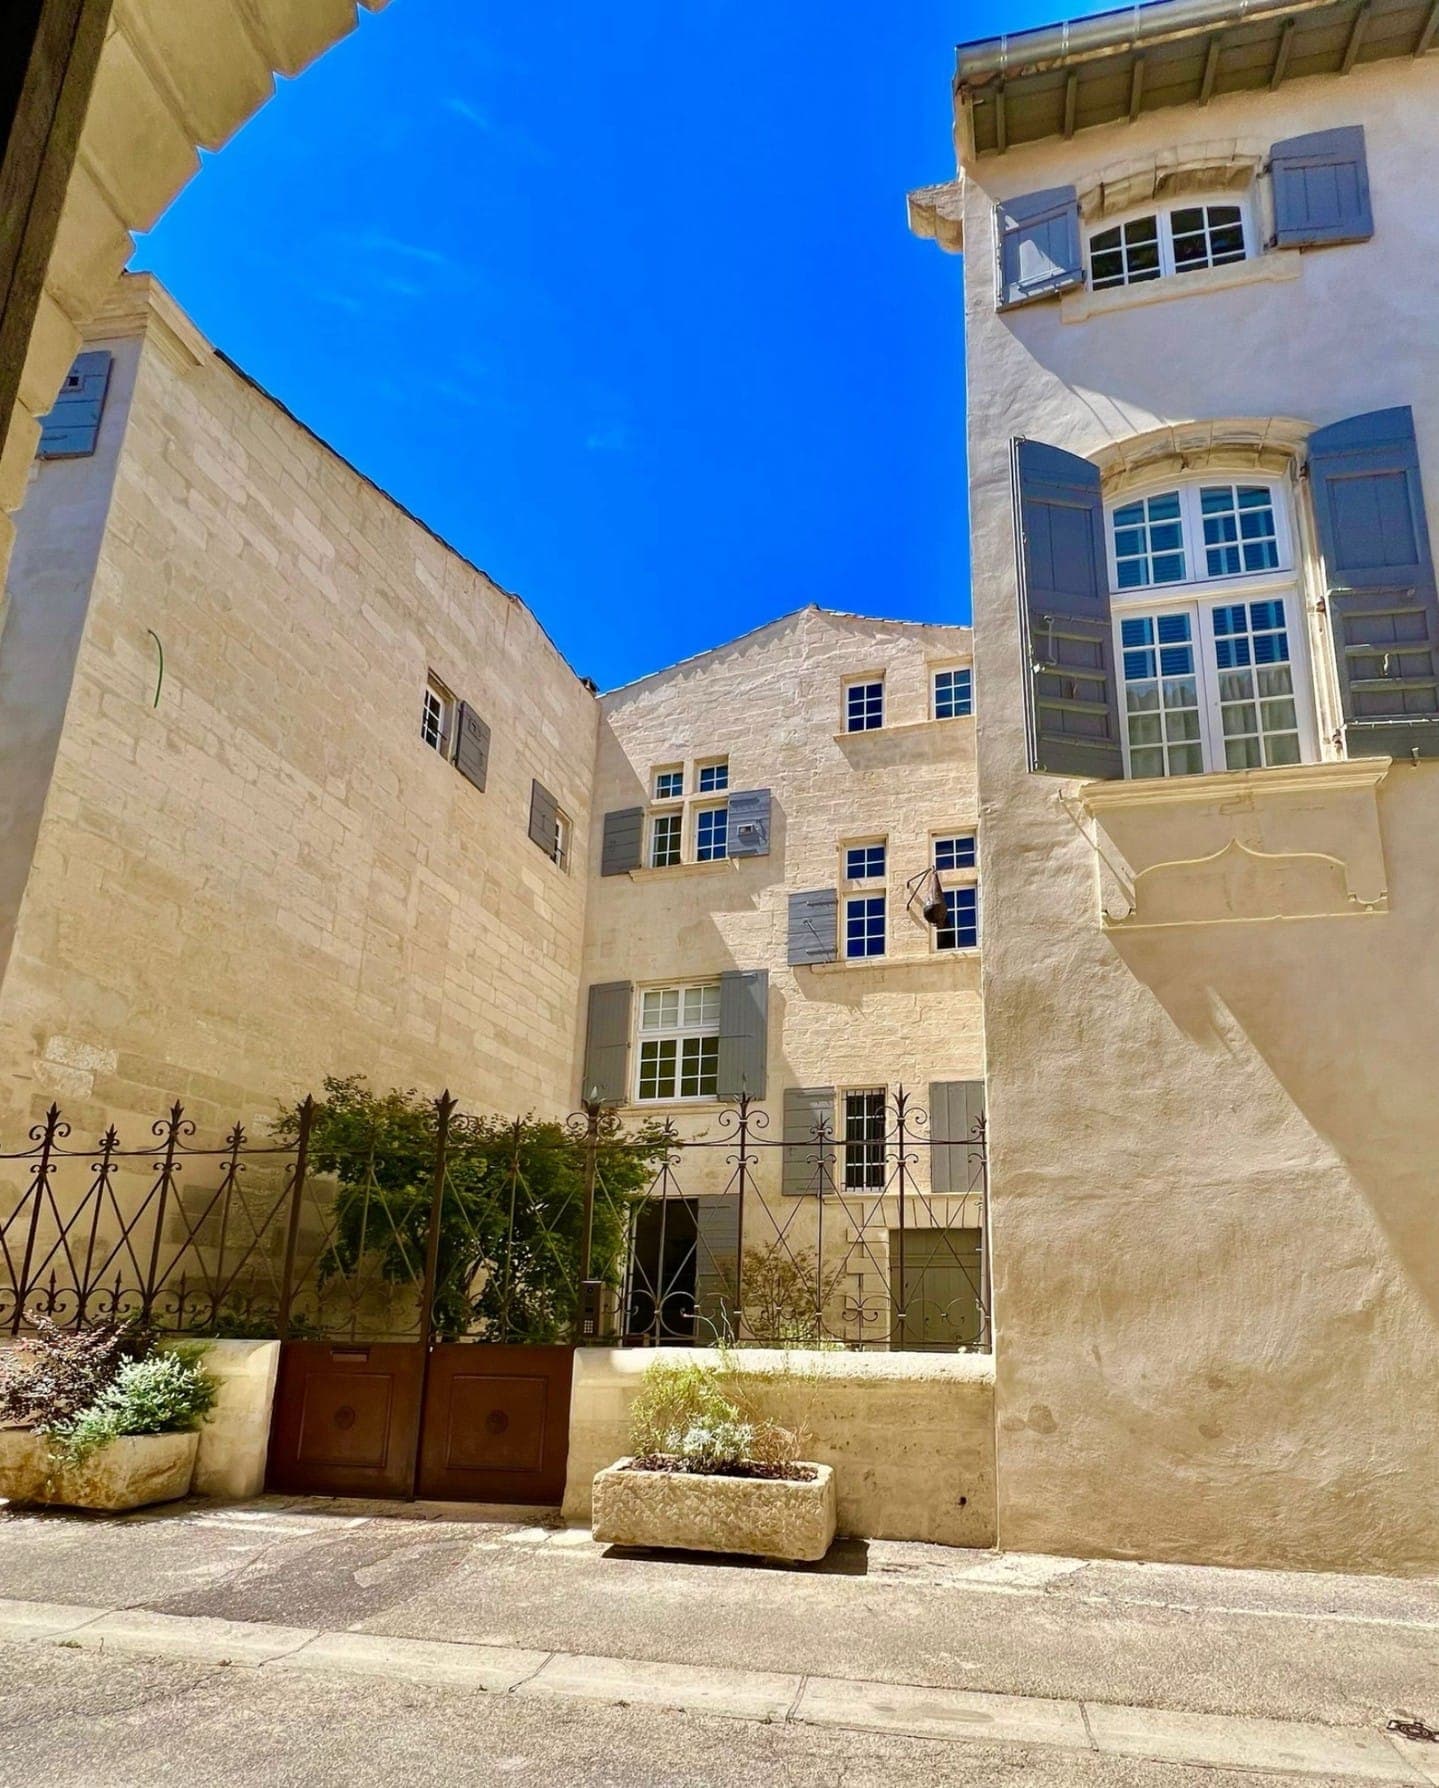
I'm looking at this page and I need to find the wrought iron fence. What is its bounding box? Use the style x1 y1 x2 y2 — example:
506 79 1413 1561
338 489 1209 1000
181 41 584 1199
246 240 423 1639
0 1088 988 1352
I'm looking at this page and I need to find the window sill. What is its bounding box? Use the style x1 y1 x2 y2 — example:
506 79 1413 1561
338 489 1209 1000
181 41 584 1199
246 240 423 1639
1060 249 1301 325
804 950 980 974
625 859 736 882
832 716 973 745
1076 757 1392 927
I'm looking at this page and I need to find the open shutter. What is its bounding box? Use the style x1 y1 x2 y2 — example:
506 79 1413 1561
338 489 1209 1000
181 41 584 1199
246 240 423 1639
453 702 490 791
1014 437 1124 779
787 889 837 965
717 970 768 1100
726 788 771 857
693 1194 741 1341
929 1081 985 1196
996 187 1083 310
582 982 632 1104
1271 127 1372 249
782 1087 835 1196
601 806 643 876
38 350 113 459
528 780 559 855
1308 406 1439 761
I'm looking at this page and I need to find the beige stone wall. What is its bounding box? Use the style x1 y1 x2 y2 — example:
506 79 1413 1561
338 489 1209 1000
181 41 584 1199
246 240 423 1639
948 60 1439 1571
562 1345 997 1547
0 276 597 1139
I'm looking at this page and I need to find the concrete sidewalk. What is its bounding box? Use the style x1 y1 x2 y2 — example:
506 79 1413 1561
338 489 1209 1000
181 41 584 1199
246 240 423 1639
1 1495 1437 1785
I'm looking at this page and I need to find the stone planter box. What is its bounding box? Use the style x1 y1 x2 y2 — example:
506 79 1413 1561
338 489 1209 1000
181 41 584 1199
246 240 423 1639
0 1427 199 1511
592 1457 836 1562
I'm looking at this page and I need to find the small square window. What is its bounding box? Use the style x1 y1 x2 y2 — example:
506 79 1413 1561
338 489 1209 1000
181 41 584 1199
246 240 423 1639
844 842 886 882
845 894 886 959
935 886 978 952
933 668 973 720
697 760 729 794
696 805 728 861
650 811 682 868
420 677 453 756
844 681 884 733
934 834 976 872
654 767 684 801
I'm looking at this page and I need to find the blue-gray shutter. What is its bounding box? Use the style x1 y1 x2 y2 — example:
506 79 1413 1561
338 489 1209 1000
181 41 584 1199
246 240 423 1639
582 982 632 1104
1308 406 1439 761
601 807 643 876
782 1087 835 1197
1271 127 1372 249
929 1081 986 1197
693 1194 741 1341
726 787 771 857
996 187 1083 310
1014 437 1124 780
453 702 490 791
717 970 767 1100
528 780 559 855
787 889 837 965
37 350 113 459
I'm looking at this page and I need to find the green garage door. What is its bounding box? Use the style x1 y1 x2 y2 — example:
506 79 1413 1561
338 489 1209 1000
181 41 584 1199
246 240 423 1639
890 1227 984 1351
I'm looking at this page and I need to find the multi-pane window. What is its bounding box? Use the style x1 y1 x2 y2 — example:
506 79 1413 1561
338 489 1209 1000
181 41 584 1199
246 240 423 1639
1090 201 1249 292
1212 600 1302 769
933 667 974 719
1113 492 1187 589
650 811 682 868
550 811 572 870
934 834 976 871
654 767 683 801
696 805 728 861
1121 613 1205 779
1201 486 1280 578
1110 483 1289 592
844 842 886 882
845 894 886 960
420 679 453 755
636 984 720 1102
935 886 979 952
845 680 884 732
843 1089 887 1191
697 760 729 794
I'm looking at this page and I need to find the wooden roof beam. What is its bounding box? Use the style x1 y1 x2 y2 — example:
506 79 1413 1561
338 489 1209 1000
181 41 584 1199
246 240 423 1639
1270 17 1296 86
1341 0 1372 71
1198 33 1223 102
1063 69 1078 137
1128 54 1146 121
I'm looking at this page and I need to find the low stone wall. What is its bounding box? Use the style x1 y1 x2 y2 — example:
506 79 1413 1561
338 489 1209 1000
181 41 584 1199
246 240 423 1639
193 1340 280 1500
562 1347 996 1548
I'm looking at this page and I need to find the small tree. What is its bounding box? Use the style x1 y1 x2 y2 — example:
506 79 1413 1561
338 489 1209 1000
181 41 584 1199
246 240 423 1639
276 1078 670 1341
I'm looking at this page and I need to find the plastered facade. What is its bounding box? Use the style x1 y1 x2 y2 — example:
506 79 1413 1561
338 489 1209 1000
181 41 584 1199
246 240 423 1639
936 57 1439 1571
0 276 596 1137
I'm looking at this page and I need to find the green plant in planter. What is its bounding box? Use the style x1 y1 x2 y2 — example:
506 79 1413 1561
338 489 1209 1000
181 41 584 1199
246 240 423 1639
45 1346 218 1466
628 1359 793 1472
0 1317 151 1429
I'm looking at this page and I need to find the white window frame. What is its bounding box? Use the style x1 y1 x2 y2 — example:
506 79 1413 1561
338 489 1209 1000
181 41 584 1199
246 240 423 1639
843 677 885 733
932 665 974 720
420 676 454 757
649 810 682 869
842 1087 888 1191
932 832 977 873
842 838 887 885
696 758 729 795
1088 196 1256 293
695 803 728 862
550 809 572 871
1106 477 1294 595
653 765 684 801
634 982 722 1104
934 884 980 953
844 892 887 961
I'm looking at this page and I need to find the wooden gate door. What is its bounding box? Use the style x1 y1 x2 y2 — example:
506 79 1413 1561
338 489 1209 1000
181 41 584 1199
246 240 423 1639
416 1344 575 1504
266 1341 426 1498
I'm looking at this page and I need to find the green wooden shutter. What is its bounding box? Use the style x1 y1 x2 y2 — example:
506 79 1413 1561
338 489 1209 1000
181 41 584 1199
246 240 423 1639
929 1081 985 1196
529 780 560 855
38 350 112 459
782 1086 835 1196
601 807 643 876
1014 437 1124 779
453 702 490 791
583 982 633 1104
1271 127 1372 249
787 889 837 965
726 788 771 857
716 970 768 1100
693 1194 741 1342
996 187 1083 310
1308 406 1439 760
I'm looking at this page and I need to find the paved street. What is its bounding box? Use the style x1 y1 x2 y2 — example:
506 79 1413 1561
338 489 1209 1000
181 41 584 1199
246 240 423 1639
0 1496 1436 1786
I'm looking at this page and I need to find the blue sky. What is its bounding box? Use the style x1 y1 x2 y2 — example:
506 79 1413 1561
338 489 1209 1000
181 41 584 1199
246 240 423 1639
135 0 1093 690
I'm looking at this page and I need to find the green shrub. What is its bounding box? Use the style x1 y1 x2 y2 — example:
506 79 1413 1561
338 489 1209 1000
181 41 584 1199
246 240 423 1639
46 1346 217 1466
628 1359 792 1470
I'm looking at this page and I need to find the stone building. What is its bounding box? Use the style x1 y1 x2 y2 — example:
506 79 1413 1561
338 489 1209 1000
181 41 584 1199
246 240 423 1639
911 0 1439 1572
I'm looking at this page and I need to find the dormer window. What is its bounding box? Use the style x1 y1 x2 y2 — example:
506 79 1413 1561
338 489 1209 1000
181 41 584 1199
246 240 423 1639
1090 201 1250 292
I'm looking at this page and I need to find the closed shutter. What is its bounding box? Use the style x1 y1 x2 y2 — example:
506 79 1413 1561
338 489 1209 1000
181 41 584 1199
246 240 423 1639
528 780 559 855
929 1081 985 1196
717 970 768 1100
693 1194 741 1341
996 187 1083 310
1271 127 1372 249
38 350 113 459
453 702 490 791
601 806 643 876
726 788 771 857
781 1086 835 1196
787 888 837 965
583 982 633 1104
1014 437 1124 779
1308 406 1439 761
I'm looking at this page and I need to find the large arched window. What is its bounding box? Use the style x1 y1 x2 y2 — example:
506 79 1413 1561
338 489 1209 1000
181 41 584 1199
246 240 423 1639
1105 474 1318 780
